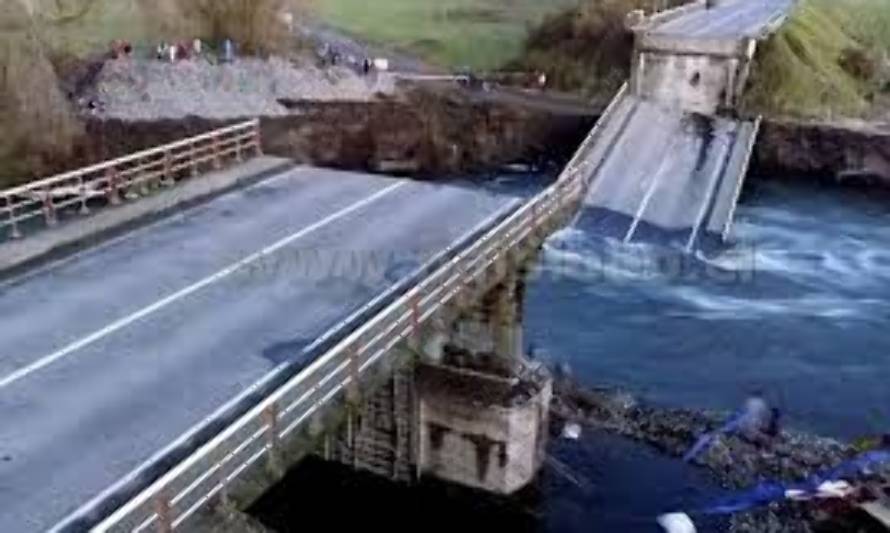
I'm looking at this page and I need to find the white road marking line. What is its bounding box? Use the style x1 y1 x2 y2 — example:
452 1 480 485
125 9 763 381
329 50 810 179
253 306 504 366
0 181 406 390
0 165 304 291
623 135 680 244
48 194 519 533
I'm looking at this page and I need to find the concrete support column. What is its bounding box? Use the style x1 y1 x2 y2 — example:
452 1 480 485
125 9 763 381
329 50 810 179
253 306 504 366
491 271 521 361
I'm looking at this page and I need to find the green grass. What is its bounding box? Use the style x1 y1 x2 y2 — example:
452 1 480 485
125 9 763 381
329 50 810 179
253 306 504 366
742 0 889 120
314 0 580 70
815 0 890 53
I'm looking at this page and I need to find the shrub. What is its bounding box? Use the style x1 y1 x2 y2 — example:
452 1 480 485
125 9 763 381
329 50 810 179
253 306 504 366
0 1 82 186
511 0 686 102
839 47 877 82
142 0 307 56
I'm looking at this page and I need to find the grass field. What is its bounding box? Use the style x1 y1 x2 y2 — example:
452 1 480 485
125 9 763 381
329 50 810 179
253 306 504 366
820 0 890 53
743 0 890 119
314 0 580 70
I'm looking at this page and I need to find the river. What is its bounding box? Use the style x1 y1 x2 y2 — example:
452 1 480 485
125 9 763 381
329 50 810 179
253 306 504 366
528 177 890 441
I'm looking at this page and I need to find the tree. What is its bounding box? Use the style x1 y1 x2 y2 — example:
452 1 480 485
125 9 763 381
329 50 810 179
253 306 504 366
0 0 82 185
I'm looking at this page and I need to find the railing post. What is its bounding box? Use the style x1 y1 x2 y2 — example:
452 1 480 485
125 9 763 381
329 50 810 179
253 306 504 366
78 174 90 216
163 149 174 187
153 492 173 533
213 134 223 170
410 293 421 342
190 140 199 178
42 188 57 227
262 402 282 474
105 167 121 205
253 120 263 156
213 455 231 510
141 156 152 196
347 346 362 405
234 132 243 163
4 194 21 239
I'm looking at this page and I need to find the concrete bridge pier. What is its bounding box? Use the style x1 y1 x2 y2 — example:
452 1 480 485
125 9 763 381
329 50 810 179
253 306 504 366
325 257 551 496
631 33 759 115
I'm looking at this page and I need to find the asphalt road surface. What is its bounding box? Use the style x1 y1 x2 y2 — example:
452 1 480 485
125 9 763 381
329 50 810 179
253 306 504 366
0 167 516 532
582 97 757 248
652 0 794 39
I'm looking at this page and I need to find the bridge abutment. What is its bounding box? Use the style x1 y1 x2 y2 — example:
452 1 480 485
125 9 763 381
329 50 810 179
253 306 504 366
324 265 551 495
631 35 758 115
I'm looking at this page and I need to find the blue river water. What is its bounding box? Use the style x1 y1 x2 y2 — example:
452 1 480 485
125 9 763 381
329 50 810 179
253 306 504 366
526 178 890 441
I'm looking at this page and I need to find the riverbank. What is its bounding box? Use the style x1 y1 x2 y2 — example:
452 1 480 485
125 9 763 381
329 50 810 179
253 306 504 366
754 118 890 187
239 373 887 533
43 95 890 190
56 86 595 180
552 377 889 532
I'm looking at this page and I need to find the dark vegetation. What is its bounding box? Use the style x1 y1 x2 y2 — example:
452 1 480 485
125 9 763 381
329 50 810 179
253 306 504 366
0 0 83 187
0 0 306 186
140 0 308 56
509 0 686 105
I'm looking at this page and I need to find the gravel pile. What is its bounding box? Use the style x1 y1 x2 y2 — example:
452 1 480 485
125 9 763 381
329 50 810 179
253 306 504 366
551 376 890 532
85 57 397 121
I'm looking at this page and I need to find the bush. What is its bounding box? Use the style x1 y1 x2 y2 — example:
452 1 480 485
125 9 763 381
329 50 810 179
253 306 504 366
142 0 306 56
839 47 877 82
511 0 686 103
0 1 82 186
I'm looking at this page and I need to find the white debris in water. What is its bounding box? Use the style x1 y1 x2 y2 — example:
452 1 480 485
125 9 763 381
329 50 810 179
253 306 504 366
785 480 855 501
561 422 582 440
657 513 697 533
87 57 397 121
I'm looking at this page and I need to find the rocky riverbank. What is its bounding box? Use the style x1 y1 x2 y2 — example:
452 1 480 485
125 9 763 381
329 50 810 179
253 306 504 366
551 376 890 532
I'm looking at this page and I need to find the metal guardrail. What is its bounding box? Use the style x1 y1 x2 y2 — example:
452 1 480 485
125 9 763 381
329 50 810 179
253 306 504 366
90 88 630 533
1 120 261 241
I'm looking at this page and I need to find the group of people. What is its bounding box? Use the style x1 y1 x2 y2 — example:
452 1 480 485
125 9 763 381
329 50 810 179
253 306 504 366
153 38 236 64
315 43 386 76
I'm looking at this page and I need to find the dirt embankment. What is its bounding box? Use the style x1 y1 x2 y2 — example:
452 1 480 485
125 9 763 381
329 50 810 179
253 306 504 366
753 119 890 186
75 88 596 178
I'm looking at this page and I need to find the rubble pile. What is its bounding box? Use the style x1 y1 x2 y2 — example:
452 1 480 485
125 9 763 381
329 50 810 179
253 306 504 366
82 57 397 120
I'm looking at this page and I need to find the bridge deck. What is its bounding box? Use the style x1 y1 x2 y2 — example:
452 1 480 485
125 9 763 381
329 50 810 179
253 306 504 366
582 97 757 249
0 167 516 532
652 0 794 39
